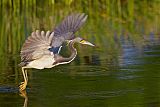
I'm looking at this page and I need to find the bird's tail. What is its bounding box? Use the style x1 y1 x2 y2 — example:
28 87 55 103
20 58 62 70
18 62 27 67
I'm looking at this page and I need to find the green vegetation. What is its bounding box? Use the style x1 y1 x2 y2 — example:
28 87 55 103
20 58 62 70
0 1 160 106
0 0 159 80
0 0 160 54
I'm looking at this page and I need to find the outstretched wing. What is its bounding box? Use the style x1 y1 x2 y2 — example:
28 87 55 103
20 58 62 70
20 30 54 63
51 13 88 47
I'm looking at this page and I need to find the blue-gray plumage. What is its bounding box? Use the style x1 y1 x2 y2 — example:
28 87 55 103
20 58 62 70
48 46 62 54
19 13 95 91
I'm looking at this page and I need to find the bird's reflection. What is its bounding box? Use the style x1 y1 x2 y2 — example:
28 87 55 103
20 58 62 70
19 90 28 107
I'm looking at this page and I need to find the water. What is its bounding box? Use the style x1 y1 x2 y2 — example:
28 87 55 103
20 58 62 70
0 1 160 107
0 38 160 107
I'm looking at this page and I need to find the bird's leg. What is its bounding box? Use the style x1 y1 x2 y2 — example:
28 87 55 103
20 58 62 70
25 69 28 82
19 67 28 91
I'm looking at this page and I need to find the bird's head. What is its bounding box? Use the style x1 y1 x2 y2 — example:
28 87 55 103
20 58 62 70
73 37 95 47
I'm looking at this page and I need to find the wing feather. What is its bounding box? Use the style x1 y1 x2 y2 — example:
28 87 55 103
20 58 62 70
53 13 88 40
51 13 88 48
20 30 54 62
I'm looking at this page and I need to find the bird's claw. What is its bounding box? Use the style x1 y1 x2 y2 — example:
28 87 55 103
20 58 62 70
19 82 27 91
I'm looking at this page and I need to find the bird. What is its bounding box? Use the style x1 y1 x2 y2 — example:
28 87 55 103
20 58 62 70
19 13 95 91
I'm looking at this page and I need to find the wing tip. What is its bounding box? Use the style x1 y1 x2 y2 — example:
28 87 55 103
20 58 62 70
54 13 88 37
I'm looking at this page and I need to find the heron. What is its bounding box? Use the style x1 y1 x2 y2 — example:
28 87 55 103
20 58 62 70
19 13 95 91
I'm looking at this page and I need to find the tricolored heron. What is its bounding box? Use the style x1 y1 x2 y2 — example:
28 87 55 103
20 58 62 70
19 13 95 91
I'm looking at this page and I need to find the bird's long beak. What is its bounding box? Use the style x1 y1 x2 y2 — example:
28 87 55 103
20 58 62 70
80 40 95 46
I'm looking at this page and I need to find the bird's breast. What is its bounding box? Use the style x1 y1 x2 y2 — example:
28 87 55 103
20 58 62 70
27 55 55 69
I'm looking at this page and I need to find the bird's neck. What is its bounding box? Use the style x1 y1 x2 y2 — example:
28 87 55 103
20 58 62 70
65 40 77 62
55 40 77 64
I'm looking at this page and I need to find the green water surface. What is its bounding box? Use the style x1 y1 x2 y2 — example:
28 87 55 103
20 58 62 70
0 0 160 107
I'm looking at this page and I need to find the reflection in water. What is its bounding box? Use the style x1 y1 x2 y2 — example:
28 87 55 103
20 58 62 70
0 1 160 107
0 86 18 93
0 36 160 107
83 56 90 64
0 86 28 106
0 39 160 106
19 90 28 107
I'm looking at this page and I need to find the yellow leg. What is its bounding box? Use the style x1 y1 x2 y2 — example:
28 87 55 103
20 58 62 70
25 69 28 82
19 67 28 91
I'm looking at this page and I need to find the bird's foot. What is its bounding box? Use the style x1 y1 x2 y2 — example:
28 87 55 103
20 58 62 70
19 81 27 91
